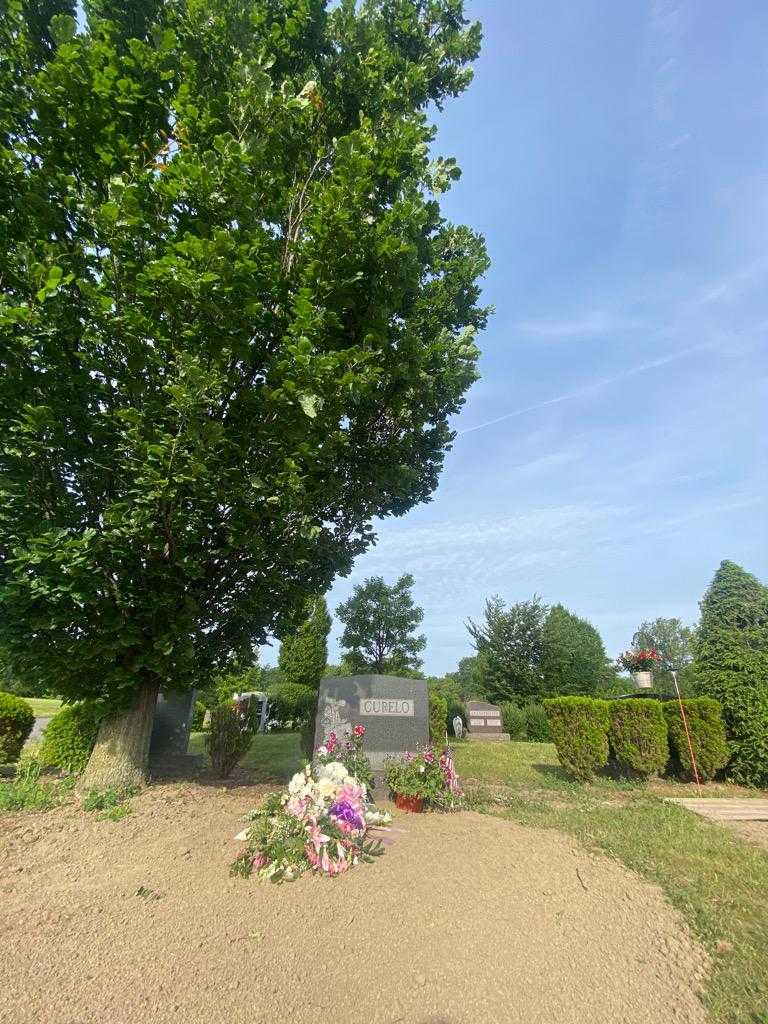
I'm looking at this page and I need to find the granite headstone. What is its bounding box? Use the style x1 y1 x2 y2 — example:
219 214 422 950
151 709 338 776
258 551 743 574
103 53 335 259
149 690 196 758
314 675 429 770
466 700 510 742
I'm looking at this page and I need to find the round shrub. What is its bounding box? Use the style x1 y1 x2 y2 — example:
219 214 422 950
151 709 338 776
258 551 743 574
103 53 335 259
500 702 526 739
522 702 551 742
0 691 35 763
609 699 669 778
544 696 610 780
663 697 729 782
38 701 106 774
266 683 316 725
429 692 448 746
206 703 252 777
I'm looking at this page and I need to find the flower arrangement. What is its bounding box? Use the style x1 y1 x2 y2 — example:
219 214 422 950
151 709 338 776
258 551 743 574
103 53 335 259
316 724 374 792
384 745 462 811
618 648 662 673
231 726 389 883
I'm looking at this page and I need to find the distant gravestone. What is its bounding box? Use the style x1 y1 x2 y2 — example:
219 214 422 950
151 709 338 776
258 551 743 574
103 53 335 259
466 700 510 742
314 675 429 770
149 690 196 759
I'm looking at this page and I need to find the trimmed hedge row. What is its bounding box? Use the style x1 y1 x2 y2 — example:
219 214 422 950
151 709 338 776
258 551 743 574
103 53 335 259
663 697 729 781
544 696 610 780
544 696 729 782
0 692 35 763
609 699 669 777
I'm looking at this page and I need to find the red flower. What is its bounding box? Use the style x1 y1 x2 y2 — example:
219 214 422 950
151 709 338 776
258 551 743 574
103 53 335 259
353 725 365 737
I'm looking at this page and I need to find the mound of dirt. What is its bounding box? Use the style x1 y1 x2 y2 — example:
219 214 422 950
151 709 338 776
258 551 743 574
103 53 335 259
0 782 708 1024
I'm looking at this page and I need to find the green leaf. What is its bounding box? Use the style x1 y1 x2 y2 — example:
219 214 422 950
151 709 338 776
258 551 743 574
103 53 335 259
298 393 323 418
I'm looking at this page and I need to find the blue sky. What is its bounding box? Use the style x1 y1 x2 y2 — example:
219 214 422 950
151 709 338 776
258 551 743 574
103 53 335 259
274 0 768 674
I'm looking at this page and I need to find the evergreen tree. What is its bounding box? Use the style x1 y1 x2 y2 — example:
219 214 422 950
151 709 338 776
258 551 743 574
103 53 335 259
337 575 426 674
278 595 331 691
692 560 768 786
540 604 611 697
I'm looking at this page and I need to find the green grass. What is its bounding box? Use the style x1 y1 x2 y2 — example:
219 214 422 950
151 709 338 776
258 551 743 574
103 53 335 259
0 758 75 813
21 697 63 717
458 740 768 1024
454 739 564 788
188 730 304 784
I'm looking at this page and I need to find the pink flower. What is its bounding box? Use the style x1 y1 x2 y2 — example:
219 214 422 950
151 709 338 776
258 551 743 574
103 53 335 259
423 751 435 764
306 821 331 854
252 852 269 870
354 725 365 737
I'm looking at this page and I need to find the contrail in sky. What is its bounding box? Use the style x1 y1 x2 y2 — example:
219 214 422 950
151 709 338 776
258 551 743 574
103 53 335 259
457 345 707 437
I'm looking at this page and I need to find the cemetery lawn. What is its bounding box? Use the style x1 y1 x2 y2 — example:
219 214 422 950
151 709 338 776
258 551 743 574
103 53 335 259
188 730 304 783
456 739 768 1024
22 697 62 717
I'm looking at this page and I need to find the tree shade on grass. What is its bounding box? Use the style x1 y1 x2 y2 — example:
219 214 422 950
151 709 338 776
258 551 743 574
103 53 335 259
693 561 768 787
0 1 489 789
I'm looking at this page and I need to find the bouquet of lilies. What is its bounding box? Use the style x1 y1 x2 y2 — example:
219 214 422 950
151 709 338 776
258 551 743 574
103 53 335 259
231 727 390 883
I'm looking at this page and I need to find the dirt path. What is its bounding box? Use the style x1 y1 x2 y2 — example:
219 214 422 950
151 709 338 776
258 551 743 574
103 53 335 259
0 783 709 1024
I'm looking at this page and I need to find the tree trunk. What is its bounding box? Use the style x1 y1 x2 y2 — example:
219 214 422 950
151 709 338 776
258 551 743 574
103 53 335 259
79 676 159 791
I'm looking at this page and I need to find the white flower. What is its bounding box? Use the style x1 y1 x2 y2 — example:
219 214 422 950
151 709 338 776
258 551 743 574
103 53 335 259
288 771 307 795
318 761 347 784
316 777 336 799
419 764 425 773
365 809 392 826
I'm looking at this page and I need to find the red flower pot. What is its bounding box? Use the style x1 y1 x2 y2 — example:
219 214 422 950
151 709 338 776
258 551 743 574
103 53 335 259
394 793 424 813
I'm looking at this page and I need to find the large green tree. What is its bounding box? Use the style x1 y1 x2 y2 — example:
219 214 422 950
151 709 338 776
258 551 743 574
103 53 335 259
466 595 547 704
692 560 768 787
336 574 425 674
540 604 612 697
446 652 489 700
0 0 489 787
278 594 331 690
632 616 694 693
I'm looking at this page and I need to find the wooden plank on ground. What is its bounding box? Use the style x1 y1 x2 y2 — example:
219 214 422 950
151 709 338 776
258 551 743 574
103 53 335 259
666 798 768 822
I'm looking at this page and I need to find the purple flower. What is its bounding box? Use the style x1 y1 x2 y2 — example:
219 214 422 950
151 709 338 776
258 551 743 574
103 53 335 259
329 799 365 831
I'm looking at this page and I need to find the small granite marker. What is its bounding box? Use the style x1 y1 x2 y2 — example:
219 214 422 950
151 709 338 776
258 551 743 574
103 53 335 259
149 690 199 774
314 675 429 770
466 700 510 742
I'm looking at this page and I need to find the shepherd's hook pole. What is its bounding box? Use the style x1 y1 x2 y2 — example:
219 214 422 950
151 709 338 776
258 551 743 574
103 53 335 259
672 670 702 796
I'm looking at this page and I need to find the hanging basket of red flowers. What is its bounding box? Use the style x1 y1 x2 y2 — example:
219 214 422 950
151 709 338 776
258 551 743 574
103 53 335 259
617 648 661 689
